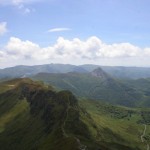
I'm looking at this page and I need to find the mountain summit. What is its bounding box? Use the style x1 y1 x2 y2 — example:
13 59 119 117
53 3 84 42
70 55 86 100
91 67 110 79
0 78 100 150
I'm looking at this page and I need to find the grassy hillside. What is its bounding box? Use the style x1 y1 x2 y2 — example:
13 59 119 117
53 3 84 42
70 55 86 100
0 78 99 150
0 78 150 150
122 78 150 106
79 99 150 150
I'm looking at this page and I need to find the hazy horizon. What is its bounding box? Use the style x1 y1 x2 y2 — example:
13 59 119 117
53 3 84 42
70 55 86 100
1 63 150 70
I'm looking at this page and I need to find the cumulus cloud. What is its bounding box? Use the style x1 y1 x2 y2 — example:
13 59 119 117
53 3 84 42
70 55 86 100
0 36 150 68
5 37 40 59
48 28 71 33
98 43 141 58
144 48 150 56
0 22 7 36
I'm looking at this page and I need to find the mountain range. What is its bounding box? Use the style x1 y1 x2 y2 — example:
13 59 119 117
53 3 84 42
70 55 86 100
1 64 150 79
32 67 149 107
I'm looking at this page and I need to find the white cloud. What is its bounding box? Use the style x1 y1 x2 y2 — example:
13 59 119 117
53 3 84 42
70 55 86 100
144 48 150 56
98 43 141 58
48 28 71 33
0 36 150 68
0 0 37 14
5 37 40 59
0 22 7 36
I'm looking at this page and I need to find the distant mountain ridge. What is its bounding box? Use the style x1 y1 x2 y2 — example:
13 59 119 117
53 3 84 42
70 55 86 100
0 64 150 79
0 64 87 79
33 68 145 107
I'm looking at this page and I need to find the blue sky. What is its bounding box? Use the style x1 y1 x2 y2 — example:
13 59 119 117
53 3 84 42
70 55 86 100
0 0 150 68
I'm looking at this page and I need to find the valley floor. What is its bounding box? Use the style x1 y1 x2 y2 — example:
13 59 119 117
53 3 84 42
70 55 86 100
79 99 150 150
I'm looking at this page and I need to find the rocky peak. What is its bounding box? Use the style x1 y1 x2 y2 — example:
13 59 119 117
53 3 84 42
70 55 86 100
91 67 109 79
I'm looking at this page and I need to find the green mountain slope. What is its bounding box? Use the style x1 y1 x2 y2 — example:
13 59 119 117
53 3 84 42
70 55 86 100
0 78 101 150
122 78 150 106
32 68 143 107
0 78 150 149
79 99 150 150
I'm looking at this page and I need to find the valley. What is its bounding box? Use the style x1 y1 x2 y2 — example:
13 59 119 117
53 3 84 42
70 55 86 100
79 99 150 150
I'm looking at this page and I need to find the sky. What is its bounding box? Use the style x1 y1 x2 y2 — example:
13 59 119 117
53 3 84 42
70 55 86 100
0 0 150 68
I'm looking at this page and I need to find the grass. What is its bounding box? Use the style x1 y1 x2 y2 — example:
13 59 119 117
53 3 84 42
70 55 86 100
0 99 29 133
79 99 150 149
0 78 92 150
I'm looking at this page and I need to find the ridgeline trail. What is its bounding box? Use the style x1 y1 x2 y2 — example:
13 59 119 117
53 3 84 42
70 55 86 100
61 99 87 150
141 124 149 150
141 125 146 143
